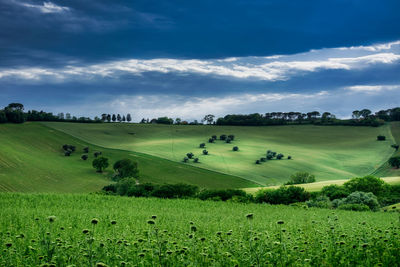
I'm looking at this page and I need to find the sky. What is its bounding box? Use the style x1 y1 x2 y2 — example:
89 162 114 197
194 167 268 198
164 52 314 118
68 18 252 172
0 0 400 121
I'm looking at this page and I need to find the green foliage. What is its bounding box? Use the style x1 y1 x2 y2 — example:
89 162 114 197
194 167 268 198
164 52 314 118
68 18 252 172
377 135 386 141
343 175 386 195
276 153 284 160
199 143 205 148
186 152 194 159
202 150 208 155
338 191 380 211
255 186 310 205
338 203 370 211
321 185 349 200
81 154 88 161
286 172 316 185
306 195 332 209
92 157 109 173
219 134 227 140
198 189 250 201
151 184 199 199
232 146 239 151
113 159 139 180
388 156 400 168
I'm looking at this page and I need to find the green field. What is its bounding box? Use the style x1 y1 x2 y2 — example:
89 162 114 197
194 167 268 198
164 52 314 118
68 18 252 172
1 193 399 266
44 122 397 186
0 123 254 192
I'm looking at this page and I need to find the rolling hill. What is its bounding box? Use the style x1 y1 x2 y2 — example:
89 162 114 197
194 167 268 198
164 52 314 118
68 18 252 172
44 122 398 186
0 123 255 192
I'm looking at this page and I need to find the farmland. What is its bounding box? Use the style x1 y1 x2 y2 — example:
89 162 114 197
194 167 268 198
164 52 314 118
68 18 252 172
44 122 397 186
1 193 399 266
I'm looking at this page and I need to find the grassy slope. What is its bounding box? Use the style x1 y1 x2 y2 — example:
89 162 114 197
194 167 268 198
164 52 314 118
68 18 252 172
44 122 395 186
373 121 400 177
244 176 400 194
0 123 256 192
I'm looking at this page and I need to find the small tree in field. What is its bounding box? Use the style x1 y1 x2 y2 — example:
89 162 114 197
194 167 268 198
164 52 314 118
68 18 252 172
199 143 206 148
225 138 231 143
220 134 227 141
228 135 235 141
183 157 189 163
391 144 399 151
113 159 139 180
81 154 88 161
287 172 315 184
203 150 208 155
388 157 400 169
208 138 214 143
83 147 89 153
212 135 217 140
186 152 194 159
276 153 284 159
92 157 109 173
377 135 386 141
194 158 199 163
233 146 239 151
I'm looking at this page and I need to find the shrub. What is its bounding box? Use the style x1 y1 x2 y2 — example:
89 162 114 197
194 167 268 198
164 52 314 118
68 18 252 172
338 203 370 212
287 156 292 160
220 134 227 140
151 183 198 198
198 189 248 201
266 154 274 160
228 135 235 140
81 154 88 160
199 143 206 148
64 150 71 156
83 147 89 153
255 186 310 205
232 146 239 151
92 157 109 172
306 195 332 209
183 157 189 163
186 152 194 159
113 159 139 180
208 138 214 143
255 160 261 164
62 144 69 151
126 183 156 197
193 158 199 163
102 184 117 193
94 151 102 158
388 156 400 168
343 175 386 195
225 138 231 143
69 145 76 152
276 153 284 160
211 135 217 140
339 191 380 211
391 144 399 151
377 135 386 141
203 150 208 155
260 157 266 162
321 185 349 200
286 172 316 185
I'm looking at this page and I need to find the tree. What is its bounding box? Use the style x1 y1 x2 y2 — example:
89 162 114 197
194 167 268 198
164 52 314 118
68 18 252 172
199 143 206 148
360 109 372 118
175 118 181 124
233 146 239 151
112 114 116 122
81 154 88 161
377 135 386 141
339 191 380 211
106 114 111 122
117 114 122 122
83 147 89 153
203 150 208 155
4 103 25 123
389 157 400 169
0 111 7 123
113 159 139 180
203 114 215 125
101 114 107 121
126 114 132 123
343 175 386 195
122 115 126 122
287 172 316 184
186 152 194 159
220 134 227 140
92 157 109 173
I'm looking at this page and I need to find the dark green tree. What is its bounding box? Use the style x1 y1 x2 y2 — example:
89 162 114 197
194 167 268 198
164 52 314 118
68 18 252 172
113 159 139 180
92 157 109 172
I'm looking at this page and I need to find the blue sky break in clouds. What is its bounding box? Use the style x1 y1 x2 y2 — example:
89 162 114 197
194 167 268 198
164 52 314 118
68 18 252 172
0 0 399 121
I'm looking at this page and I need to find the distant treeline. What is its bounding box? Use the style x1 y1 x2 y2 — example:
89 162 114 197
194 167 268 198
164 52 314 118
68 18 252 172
0 103 101 124
216 108 400 127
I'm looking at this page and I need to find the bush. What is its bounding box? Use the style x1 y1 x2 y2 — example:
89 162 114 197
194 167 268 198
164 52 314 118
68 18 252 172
194 158 199 163
260 157 266 162
255 186 310 205
83 147 89 153
228 134 235 141
183 157 189 163
377 135 386 141
151 183 199 198
94 151 102 158
232 146 239 151
208 138 214 143
339 191 380 211
198 189 248 201
287 156 292 160
81 154 88 160
199 143 206 148
388 156 400 168
286 172 316 185
343 175 386 195
203 150 208 155
64 150 71 156
338 203 370 211
306 195 332 209
255 160 261 164
186 152 194 159
276 153 284 160
391 144 399 150
126 183 156 197
92 157 109 172
321 185 349 200
220 134 227 140
266 154 274 160
211 135 217 140
113 159 139 181
225 138 231 143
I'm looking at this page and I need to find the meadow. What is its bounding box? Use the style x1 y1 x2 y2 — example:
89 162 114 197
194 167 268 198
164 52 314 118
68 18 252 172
0 123 254 192
0 193 399 266
44 122 397 186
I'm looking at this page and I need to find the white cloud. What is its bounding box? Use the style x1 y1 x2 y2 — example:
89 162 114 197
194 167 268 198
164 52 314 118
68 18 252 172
0 40 399 82
337 40 400 52
345 85 400 94
18 1 70 14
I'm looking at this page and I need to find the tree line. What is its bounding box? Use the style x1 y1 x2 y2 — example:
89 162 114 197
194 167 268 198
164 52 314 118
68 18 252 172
215 108 400 127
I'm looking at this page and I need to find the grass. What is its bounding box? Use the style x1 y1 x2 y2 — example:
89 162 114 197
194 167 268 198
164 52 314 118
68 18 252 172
244 176 400 194
1 193 399 266
44 122 396 186
0 123 255 192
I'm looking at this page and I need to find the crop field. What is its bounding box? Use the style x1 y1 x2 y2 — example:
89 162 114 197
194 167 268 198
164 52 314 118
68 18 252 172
0 193 399 266
0 123 254 192
44 122 397 186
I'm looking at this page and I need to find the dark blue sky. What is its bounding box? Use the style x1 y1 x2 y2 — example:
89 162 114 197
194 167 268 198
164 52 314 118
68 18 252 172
0 0 399 120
